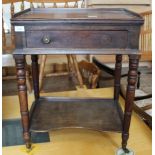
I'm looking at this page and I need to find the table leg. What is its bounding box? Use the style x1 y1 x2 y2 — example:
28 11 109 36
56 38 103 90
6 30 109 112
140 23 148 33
114 54 122 101
31 55 40 100
14 55 31 149
122 54 140 152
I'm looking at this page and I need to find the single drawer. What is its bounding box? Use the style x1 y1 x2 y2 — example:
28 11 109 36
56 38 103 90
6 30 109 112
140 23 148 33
26 30 128 49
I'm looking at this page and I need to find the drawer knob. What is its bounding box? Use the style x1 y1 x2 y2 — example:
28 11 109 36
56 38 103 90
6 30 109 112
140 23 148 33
42 36 51 44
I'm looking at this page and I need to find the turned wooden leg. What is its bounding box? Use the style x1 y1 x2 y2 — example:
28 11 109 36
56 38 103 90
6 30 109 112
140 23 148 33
71 55 84 88
122 54 140 152
39 55 47 91
31 55 40 100
114 54 122 101
14 55 31 149
25 65 32 93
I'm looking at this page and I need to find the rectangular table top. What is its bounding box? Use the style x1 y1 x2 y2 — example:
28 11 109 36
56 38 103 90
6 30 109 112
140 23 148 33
11 8 143 25
11 8 144 55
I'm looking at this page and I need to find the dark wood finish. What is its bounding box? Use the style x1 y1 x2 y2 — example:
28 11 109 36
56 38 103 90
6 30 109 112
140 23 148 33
12 8 143 54
122 54 140 153
11 8 144 151
14 54 31 149
14 48 140 55
30 97 123 132
12 8 143 24
36 0 85 90
26 30 128 49
31 55 40 100
114 55 122 101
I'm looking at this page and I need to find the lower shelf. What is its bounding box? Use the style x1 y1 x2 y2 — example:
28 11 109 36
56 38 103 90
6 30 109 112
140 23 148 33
30 97 123 132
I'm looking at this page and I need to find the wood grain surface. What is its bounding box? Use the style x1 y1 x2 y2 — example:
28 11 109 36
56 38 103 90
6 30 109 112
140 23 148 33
2 88 151 155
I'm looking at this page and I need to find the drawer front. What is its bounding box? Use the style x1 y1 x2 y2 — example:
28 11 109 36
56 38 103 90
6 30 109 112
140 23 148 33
26 30 128 48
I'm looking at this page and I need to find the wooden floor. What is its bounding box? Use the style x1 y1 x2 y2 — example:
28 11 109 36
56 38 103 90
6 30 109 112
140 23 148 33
2 87 152 155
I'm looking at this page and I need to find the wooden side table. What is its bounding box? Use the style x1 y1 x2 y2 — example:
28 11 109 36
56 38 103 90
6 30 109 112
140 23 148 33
11 8 143 153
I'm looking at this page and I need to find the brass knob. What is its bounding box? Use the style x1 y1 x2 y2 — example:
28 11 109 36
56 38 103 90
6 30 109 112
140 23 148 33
42 35 51 44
